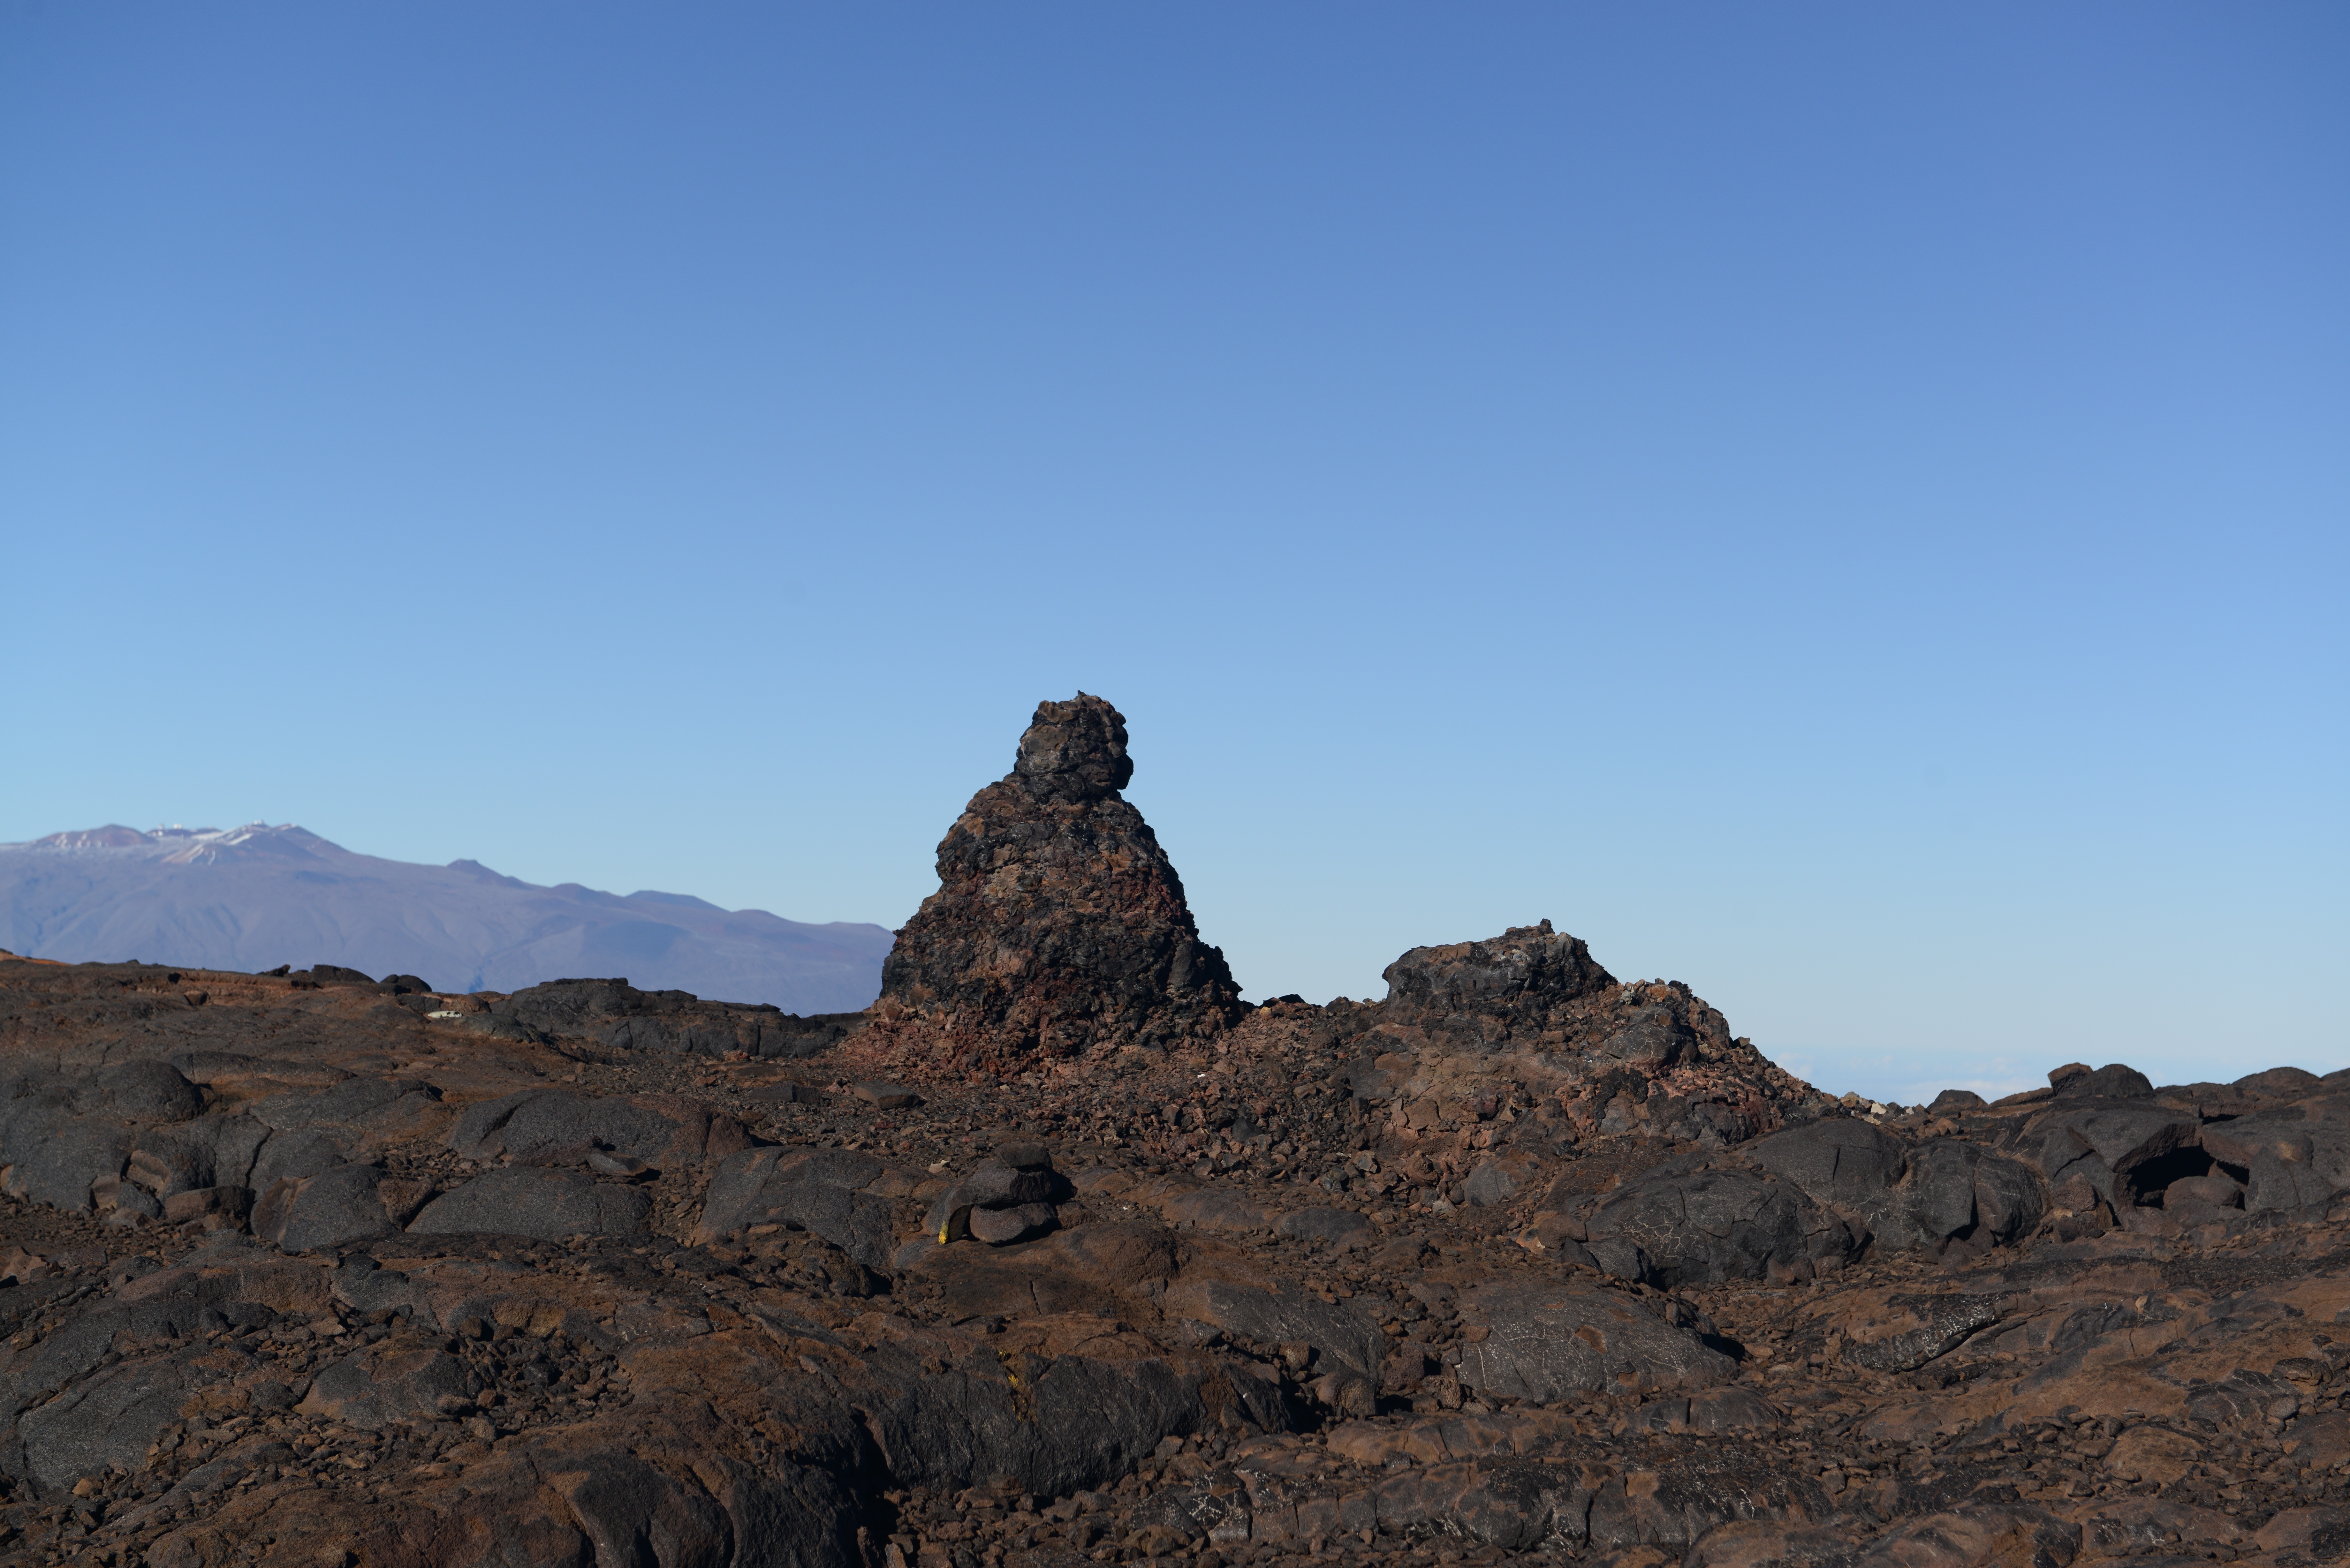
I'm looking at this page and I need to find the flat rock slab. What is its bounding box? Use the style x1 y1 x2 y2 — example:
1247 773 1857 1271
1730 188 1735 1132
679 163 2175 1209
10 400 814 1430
853 1082 921 1109
1744 1119 1909 1208
917 1220 1182 1320
1165 1277 1385 1376
694 1145 909 1266
1626 1385 1783 1435
968 1202 1057 1245
1574 1164 1853 1287
299 1341 479 1430
1685 1521 1862 1567
1454 1281 1737 1400
1847 1504 2079 1568
253 1163 417 1252
15 1347 210 1494
2254 1506 2350 1558
743 1082 824 1107
2073 1497 2249 1558
1164 1189 1271 1235
1326 1409 1579 1467
406 1167 650 1242
1273 1206 1376 1250
445 1088 750 1168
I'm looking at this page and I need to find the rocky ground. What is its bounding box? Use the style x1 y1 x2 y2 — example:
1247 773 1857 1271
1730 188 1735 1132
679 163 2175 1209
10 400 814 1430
0 698 2343 1568
0 956 2343 1568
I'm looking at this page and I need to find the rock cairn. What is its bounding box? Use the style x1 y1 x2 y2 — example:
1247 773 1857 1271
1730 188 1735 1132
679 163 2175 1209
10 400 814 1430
876 694 1243 1064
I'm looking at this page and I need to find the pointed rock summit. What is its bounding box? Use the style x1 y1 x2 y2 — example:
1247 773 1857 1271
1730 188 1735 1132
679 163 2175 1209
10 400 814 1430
878 694 1242 1062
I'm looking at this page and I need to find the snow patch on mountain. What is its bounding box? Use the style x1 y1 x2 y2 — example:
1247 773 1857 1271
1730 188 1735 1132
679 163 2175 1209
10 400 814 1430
0 823 891 1013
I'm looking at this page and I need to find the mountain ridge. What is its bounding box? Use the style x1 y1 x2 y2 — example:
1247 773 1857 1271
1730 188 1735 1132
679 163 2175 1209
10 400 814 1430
0 822 891 1012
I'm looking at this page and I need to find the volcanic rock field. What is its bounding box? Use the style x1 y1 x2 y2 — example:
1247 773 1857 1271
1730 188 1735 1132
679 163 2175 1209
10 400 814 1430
0 696 2343 1568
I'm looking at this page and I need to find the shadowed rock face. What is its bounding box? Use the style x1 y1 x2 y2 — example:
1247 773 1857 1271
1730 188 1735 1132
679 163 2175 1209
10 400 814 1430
878 695 1243 1061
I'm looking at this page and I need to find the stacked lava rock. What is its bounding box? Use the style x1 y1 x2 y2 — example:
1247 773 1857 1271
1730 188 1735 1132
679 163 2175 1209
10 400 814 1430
1373 920 1822 1143
1377 921 1617 1049
877 694 1244 1065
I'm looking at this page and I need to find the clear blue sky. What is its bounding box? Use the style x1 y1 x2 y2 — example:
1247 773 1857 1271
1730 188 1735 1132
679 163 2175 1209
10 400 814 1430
4 6 2343 1102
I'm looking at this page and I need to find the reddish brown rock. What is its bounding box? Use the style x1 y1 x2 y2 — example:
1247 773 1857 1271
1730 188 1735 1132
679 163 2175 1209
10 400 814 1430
876 695 1243 1064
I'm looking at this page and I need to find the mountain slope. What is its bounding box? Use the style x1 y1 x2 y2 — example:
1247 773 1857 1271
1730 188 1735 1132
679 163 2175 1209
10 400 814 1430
0 823 891 1012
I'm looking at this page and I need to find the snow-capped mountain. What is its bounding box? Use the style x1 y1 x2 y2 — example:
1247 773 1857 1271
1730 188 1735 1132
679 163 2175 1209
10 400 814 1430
0 823 892 1014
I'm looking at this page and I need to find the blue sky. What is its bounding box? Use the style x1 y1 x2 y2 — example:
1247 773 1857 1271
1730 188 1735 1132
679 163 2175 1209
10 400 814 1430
3 5 2343 1102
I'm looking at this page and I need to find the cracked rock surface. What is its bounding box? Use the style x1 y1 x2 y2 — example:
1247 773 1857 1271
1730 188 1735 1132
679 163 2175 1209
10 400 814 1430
0 952 2345 1568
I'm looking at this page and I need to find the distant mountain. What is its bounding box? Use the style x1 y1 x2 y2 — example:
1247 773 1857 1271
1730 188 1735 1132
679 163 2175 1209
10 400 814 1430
0 823 894 1013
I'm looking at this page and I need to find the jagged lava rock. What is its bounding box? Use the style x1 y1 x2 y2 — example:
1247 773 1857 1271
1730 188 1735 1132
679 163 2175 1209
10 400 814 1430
1378 921 1616 1048
877 694 1242 1060
1333 921 1823 1147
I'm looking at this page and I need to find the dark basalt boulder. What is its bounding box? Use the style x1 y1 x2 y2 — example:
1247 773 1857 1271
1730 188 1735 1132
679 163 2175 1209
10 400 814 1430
247 1074 441 1135
299 1341 481 1430
1745 1119 2044 1259
876 695 1244 1060
2198 1093 2350 1212
1570 1163 1861 1286
248 1127 355 1190
1745 1118 1910 1209
1627 1385 1784 1435
0 1090 137 1212
251 1163 411 1252
924 1149 1073 1247
694 1144 908 1267
290 965 377 986
1275 1206 1377 1250
1378 922 1616 1049
406 1167 652 1242
1453 1281 1737 1400
91 1061 203 1123
372 973 436 995
1876 1140 2046 1256
2233 1066 2325 1098
15 1342 220 1494
2006 1098 2204 1211
1166 1276 1388 1377
2050 1062 2155 1100
444 1087 751 1169
126 1115 270 1203
852 1342 1213 1501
